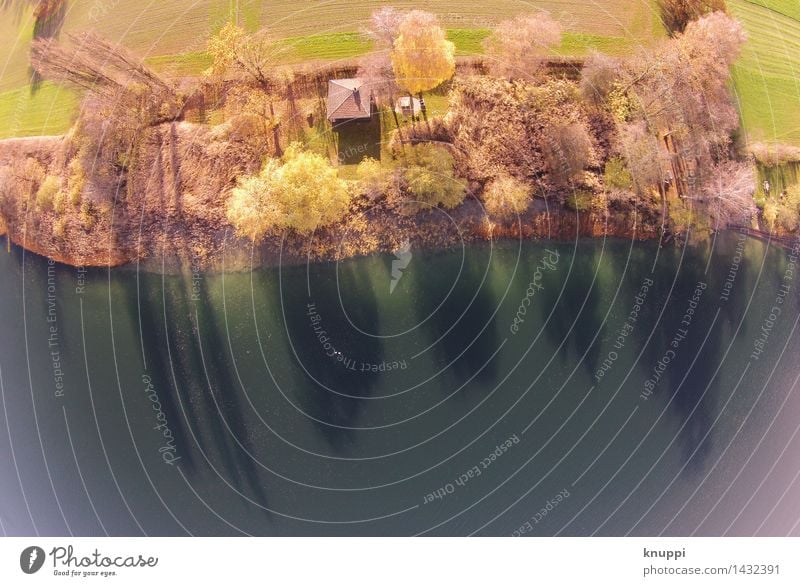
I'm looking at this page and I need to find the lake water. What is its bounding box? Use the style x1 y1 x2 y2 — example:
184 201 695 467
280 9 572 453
1 232 799 536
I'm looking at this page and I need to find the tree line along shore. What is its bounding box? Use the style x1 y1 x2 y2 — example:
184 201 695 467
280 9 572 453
1 1 799 270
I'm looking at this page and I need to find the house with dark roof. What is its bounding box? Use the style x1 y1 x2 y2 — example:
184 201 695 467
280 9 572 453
326 79 375 123
326 78 380 164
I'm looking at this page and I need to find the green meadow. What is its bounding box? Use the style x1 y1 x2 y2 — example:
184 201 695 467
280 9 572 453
729 0 800 146
6 0 794 148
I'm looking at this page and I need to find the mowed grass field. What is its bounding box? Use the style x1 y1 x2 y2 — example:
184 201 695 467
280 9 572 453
729 0 800 146
2 0 660 138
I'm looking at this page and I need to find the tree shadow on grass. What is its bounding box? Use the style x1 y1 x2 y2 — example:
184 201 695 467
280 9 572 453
28 0 68 91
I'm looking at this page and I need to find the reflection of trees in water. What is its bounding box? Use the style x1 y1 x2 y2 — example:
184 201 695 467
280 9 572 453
276 260 384 450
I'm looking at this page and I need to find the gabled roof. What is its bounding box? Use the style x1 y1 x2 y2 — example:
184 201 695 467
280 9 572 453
327 78 372 121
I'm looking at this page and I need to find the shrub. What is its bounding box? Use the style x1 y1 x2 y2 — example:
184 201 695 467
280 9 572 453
565 190 594 212
483 175 532 218
36 176 60 211
356 158 395 201
750 143 800 166
22 158 46 199
52 216 67 238
80 200 96 230
608 84 634 123
763 199 778 231
580 52 622 107
604 157 633 190
401 143 466 210
542 122 593 187
448 77 590 184
668 197 706 233
53 190 67 215
68 159 85 206
777 184 800 231
227 144 351 240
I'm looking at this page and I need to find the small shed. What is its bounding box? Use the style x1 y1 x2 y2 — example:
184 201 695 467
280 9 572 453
395 95 422 118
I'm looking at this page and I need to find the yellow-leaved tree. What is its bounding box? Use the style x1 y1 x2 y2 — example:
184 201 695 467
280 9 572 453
391 10 455 121
483 175 532 218
227 145 351 240
206 22 289 155
402 143 466 211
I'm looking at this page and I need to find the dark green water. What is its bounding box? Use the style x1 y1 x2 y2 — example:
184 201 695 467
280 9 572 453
1 232 799 536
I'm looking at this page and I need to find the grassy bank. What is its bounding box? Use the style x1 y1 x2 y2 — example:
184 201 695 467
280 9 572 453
730 0 800 146
0 0 662 139
0 82 79 139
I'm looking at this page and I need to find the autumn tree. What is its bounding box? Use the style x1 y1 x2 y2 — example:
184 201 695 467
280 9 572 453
580 52 622 107
658 0 727 34
618 121 671 196
226 144 351 240
401 144 466 210
621 12 745 162
391 10 455 122
483 12 562 80
207 22 290 156
482 175 532 218
542 122 594 187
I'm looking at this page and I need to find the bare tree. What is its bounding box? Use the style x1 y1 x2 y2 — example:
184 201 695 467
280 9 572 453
619 121 671 195
362 6 405 47
31 32 174 105
357 52 403 136
620 12 746 169
483 12 562 80
542 122 594 187
693 160 756 226
31 33 183 203
580 52 622 107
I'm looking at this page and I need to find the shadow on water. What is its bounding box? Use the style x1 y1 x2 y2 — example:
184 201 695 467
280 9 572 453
535 242 607 381
128 271 272 520
639 241 716 473
275 260 384 450
416 247 501 391
190 278 274 520
117 272 195 474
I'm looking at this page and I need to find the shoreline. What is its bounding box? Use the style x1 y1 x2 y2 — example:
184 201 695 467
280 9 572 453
0 201 671 274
